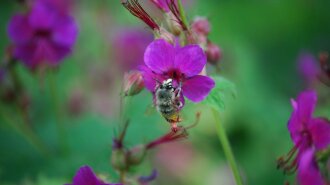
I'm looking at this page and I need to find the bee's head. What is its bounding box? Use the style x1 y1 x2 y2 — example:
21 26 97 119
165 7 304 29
160 79 173 90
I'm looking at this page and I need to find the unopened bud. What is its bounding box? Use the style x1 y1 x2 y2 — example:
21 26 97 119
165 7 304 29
123 70 144 96
154 28 175 44
185 31 207 48
206 42 222 64
111 149 127 171
166 12 182 36
191 17 211 36
127 144 146 165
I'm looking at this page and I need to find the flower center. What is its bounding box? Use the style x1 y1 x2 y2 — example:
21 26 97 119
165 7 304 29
166 69 183 84
35 29 52 38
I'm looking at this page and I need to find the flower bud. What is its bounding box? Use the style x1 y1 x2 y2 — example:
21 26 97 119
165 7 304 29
206 42 222 64
154 27 176 44
127 144 146 165
191 17 211 36
111 149 127 171
166 12 182 36
123 70 144 96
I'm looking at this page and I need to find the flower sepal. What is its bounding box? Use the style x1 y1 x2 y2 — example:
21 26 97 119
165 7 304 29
111 149 128 171
316 146 330 163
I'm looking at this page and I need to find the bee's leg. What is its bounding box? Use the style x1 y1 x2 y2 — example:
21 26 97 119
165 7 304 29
174 81 183 98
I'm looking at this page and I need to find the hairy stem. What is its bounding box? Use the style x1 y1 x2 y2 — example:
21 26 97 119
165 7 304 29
212 108 243 185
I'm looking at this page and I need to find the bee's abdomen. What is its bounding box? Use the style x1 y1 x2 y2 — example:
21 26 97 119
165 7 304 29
157 103 172 113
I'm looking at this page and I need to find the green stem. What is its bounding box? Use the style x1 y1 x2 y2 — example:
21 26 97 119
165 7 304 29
119 170 125 184
0 107 50 157
178 0 189 30
212 108 243 185
48 71 67 154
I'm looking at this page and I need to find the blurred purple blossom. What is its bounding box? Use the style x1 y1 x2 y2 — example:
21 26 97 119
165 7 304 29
7 0 78 69
298 53 320 85
278 90 330 185
113 28 153 71
65 166 122 185
140 39 214 102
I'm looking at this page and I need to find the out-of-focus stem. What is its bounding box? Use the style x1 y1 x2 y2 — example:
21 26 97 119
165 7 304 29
0 107 50 157
212 108 243 185
48 71 68 154
178 0 188 30
119 170 125 184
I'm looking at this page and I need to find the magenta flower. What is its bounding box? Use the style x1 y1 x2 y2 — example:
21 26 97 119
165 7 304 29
140 39 215 102
7 0 78 69
66 166 122 185
278 90 330 185
113 28 153 71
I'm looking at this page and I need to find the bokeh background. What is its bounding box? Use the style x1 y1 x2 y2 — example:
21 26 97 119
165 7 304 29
1 0 330 185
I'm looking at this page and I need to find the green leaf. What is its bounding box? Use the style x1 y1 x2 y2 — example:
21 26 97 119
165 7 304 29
203 76 236 111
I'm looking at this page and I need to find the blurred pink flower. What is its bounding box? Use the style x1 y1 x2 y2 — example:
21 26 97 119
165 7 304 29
298 53 320 85
113 28 153 71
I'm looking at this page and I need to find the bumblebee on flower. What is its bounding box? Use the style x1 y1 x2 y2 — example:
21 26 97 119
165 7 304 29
139 39 215 130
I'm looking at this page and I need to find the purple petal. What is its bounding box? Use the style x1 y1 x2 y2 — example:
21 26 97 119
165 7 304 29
288 99 303 146
139 65 166 92
297 90 317 125
14 42 40 69
138 169 158 183
309 118 330 150
29 1 57 30
288 90 317 146
71 166 104 185
297 149 325 185
52 15 78 47
15 39 71 69
174 45 206 77
7 14 33 44
182 75 215 102
144 39 175 74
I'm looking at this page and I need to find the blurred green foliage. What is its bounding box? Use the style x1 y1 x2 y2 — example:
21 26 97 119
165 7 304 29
0 0 330 185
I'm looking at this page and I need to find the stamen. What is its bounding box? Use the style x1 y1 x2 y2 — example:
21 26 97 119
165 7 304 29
121 0 160 30
277 145 299 175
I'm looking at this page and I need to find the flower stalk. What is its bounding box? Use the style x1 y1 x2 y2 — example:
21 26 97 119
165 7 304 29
48 70 68 154
0 106 50 157
212 108 243 185
177 0 189 30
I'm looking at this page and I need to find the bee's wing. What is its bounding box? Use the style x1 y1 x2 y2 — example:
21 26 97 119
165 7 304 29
144 103 157 116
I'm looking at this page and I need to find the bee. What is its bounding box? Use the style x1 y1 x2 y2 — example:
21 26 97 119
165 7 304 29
154 78 183 131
